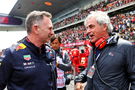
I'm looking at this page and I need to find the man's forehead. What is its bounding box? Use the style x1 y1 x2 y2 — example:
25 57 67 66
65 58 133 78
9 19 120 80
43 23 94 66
86 18 97 25
85 20 94 27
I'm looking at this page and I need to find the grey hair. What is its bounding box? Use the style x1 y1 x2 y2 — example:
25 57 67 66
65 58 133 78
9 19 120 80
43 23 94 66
84 11 113 34
25 10 52 34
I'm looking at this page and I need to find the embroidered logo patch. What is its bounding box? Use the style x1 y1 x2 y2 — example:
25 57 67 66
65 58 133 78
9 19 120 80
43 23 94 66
23 55 31 61
16 43 26 51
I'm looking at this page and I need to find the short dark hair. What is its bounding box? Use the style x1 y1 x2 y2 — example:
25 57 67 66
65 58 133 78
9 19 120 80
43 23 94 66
50 36 61 43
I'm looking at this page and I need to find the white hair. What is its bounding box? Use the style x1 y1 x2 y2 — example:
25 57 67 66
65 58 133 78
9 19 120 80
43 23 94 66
84 11 113 34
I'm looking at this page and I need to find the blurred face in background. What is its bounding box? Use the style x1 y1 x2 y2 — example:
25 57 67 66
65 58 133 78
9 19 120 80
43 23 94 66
51 38 61 50
85 17 107 43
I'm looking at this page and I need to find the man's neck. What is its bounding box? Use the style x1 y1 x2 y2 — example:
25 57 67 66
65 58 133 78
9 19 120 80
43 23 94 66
27 35 43 48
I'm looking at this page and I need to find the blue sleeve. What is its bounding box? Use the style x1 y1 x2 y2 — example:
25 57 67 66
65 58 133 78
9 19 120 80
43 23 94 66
0 48 13 90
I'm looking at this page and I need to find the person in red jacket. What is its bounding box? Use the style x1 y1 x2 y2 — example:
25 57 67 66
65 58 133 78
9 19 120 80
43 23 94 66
70 46 80 74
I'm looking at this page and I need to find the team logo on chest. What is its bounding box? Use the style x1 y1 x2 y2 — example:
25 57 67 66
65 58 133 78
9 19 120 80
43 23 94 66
23 55 31 61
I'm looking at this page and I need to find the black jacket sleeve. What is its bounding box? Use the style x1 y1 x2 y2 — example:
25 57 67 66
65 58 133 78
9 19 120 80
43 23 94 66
75 68 87 83
126 45 135 89
57 51 72 71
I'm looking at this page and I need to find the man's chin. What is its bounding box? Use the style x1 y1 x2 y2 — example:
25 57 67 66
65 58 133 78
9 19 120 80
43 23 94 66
49 35 54 38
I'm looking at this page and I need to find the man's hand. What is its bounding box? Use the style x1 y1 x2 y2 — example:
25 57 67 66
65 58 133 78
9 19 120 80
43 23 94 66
75 82 83 90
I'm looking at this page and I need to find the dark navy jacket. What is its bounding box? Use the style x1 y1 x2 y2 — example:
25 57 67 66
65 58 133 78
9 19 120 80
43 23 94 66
75 36 135 90
0 39 57 90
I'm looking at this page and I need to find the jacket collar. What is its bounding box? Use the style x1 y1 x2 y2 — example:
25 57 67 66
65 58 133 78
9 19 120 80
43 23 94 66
23 38 45 55
107 35 119 45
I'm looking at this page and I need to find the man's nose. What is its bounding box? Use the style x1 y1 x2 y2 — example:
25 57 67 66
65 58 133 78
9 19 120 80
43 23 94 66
86 28 91 35
51 30 55 36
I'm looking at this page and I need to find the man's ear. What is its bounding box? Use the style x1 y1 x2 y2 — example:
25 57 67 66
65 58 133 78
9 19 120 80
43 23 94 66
103 24 107 32
32 24 39 34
